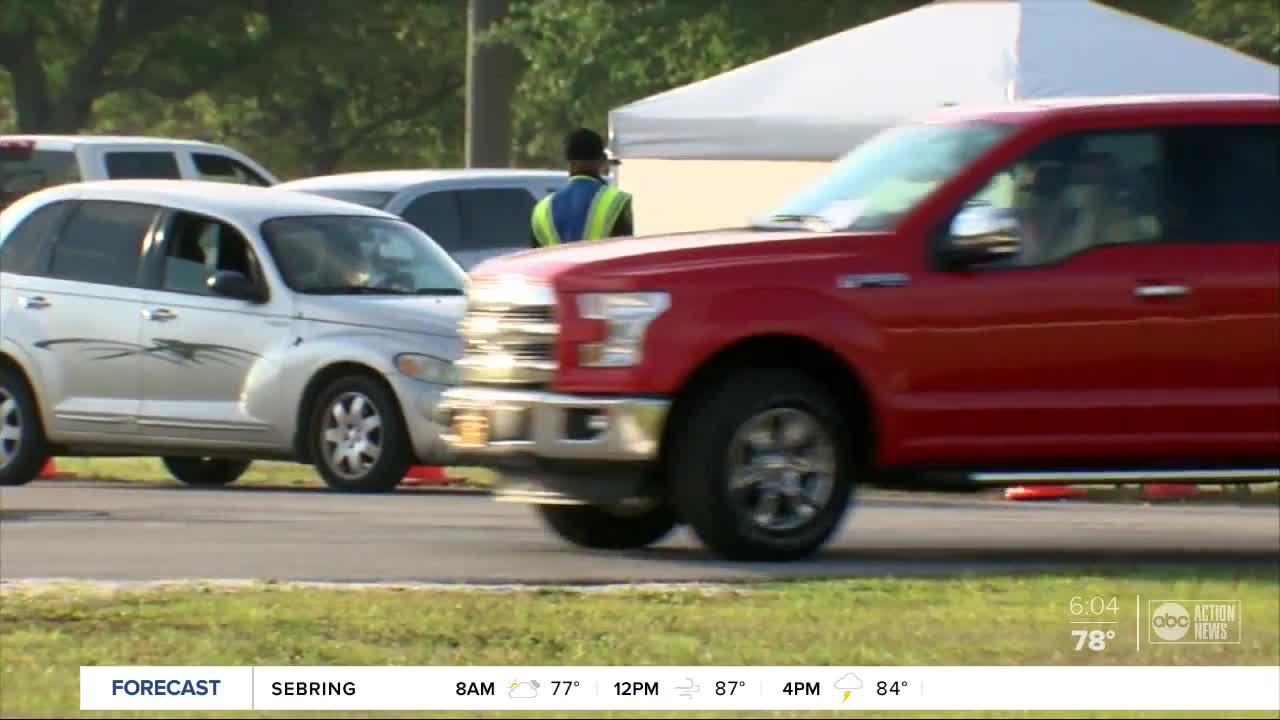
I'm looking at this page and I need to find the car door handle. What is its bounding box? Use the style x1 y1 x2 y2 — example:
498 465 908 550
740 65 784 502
18 295 50 310
1134 284 1190 298
142 308 177 322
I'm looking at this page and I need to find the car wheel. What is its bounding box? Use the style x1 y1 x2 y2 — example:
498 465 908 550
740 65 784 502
537 501 678 550
308 374 411 493
162 457 252 487
669 368 858 562
0 366 49 487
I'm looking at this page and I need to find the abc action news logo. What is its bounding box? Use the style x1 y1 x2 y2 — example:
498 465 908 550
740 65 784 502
1149 600 1242 644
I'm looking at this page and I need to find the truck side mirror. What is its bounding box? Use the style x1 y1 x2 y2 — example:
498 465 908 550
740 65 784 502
939 204 1023 268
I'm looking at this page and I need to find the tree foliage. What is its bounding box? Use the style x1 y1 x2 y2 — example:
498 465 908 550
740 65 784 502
209 0 467 176
0 0 271 132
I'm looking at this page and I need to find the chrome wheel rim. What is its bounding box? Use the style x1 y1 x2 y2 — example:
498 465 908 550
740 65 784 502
725 407 836 534
321 392 383 480
0 388 21 471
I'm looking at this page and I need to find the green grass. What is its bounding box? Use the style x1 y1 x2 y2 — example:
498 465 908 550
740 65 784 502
2 568 1277 718
49 457 497 489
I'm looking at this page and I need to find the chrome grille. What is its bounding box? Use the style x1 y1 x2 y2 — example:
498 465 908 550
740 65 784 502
457 278 558 385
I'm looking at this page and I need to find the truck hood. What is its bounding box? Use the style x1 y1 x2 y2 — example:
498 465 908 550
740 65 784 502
469 227 893 286
294 294 466 339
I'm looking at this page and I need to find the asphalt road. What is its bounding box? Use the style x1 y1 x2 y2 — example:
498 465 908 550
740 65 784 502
2 481 1277 584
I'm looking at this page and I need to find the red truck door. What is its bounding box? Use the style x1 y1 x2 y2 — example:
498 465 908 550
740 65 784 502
890 126 1215 466
1147 122 1280 462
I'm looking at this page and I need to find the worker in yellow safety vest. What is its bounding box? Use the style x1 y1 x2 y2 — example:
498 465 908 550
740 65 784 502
531 128 633 248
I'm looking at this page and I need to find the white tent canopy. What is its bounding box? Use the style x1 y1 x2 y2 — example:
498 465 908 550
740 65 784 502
608 0 1280 162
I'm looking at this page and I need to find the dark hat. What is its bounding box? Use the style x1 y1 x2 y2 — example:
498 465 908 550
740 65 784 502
564 127 606 162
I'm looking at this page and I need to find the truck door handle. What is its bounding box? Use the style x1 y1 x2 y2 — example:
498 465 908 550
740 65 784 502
142 307 177 322
18 295 50 310
1134 284 1190 298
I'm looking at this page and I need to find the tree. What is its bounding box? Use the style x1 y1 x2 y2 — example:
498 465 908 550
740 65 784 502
0 73 14 132
467 0 522 168
1185 0 1280 63
86 0 469 178
209 0 467 176
0 0 269 133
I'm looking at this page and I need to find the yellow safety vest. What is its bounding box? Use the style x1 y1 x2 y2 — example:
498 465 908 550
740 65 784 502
532 181 632 247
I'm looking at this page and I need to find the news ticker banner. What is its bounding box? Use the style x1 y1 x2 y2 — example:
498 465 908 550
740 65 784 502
82 666 1280 711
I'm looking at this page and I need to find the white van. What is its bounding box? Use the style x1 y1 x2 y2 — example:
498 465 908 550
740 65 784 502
1 135 279 210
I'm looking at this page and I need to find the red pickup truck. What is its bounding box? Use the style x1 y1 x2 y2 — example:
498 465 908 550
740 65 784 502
439 95 1280 561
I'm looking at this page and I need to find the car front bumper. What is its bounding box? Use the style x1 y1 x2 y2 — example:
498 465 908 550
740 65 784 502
387 374 457 466
436 386 671 505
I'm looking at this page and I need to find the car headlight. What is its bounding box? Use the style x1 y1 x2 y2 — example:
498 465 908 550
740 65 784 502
575 292 670 368
394 353 459 384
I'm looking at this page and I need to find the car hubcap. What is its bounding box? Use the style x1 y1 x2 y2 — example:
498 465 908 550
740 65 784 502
321 392 383 480
726 407 836 534
0 388 21 471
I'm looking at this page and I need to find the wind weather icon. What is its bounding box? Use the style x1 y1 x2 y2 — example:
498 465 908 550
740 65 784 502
834 672 863 703
508 680 540 699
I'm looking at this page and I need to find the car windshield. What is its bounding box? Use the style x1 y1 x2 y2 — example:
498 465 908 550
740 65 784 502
757 121 1016 232
293 188 395 210
262 215 467 295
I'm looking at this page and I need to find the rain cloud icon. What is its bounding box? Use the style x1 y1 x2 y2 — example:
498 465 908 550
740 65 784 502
834 673 863 690
508 680 540 699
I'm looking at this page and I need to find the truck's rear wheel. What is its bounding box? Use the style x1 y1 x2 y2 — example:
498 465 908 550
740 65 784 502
537 502 678 550
669 369 857 561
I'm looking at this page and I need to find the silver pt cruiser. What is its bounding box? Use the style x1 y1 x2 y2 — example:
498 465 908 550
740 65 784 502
0 180 466 491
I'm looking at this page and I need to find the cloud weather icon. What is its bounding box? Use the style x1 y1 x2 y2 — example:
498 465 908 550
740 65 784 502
508 680 540 699
834 673 863 691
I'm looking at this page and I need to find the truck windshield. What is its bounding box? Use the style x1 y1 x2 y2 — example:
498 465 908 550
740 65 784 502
758 121 1015 232
0 146 80 210
262 215 467 295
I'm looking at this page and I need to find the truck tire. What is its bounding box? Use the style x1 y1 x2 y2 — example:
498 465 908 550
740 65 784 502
307 374 412 493
0 366 49 487
163 457 252 487
537 503 678 550
669 368 858 561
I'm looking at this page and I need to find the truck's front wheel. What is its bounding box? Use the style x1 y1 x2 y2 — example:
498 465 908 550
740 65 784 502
670 369 857 562
537 502 678 550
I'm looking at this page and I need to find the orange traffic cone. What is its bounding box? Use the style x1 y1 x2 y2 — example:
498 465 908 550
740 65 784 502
38 458 76 479
1142 483 1200 500
1004 485 1088 501
401 465 453 486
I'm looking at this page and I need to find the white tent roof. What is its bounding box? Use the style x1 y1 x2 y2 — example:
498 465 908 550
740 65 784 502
608 0 1280 162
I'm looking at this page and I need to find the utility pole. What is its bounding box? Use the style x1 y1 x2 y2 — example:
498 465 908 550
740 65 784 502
466 0 518 168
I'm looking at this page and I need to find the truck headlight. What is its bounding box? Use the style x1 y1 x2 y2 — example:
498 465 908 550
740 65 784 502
576 292 670 368
395 353 459 384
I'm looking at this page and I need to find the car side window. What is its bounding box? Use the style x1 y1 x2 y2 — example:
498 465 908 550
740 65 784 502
104 152 181 179
0 200 74 276
160 212 262 296
402 191 463 251
954 129 1166 268
458 188 536 251
49 201 157 287
1160 124 1279 243
192 153 271 186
